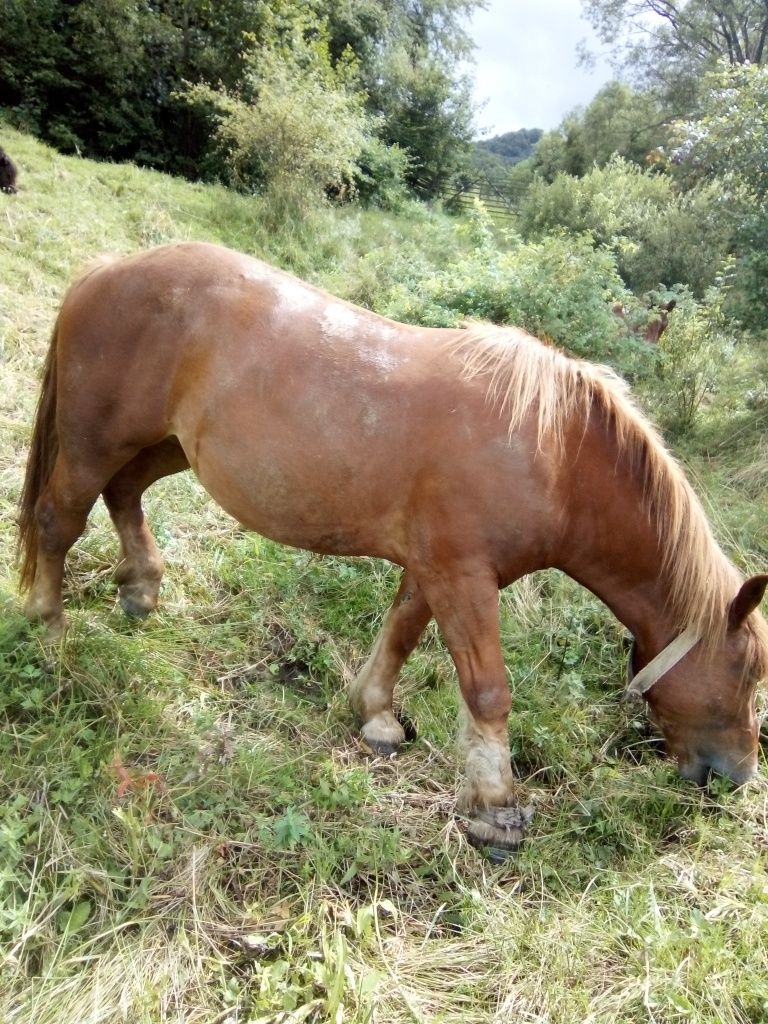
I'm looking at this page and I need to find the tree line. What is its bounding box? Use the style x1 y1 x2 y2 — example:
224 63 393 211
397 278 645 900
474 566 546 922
4 0 768 326
0 0 482 200
460 1 768 330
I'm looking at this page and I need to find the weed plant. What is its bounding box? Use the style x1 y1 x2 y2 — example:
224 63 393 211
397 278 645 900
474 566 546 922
1 127 767 1023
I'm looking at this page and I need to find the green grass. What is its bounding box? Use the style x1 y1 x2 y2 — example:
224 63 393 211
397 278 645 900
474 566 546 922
2 126 768 1023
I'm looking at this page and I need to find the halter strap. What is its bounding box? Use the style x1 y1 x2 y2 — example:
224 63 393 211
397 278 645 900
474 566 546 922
626 626 701 701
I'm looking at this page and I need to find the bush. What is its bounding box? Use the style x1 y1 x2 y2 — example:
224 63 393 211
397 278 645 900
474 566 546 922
352 136 411 210
519 157 732 296
368 204 652 376
181 36 392 203
645 281 736 435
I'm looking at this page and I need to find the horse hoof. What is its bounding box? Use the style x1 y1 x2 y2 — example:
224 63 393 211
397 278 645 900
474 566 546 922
360 737 401 757
359 713 406 757
465 805 534 861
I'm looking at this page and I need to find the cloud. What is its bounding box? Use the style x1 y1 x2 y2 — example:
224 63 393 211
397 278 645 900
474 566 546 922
469 0 614 135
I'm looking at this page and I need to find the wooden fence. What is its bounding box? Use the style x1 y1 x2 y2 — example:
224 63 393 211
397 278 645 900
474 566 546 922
444 169 527 223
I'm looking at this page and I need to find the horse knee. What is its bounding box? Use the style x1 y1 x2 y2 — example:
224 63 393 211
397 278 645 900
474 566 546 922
464 680 512 726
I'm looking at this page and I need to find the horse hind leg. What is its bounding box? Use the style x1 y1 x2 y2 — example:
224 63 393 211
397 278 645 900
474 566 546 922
24 447 131 638
418 566 531 860
101 438 189 617
349 570 432 754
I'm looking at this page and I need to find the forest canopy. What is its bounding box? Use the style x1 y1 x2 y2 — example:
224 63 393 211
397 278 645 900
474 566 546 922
0 0 483 198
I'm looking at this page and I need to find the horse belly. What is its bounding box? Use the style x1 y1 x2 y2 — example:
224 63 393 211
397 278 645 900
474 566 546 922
183 427 402 560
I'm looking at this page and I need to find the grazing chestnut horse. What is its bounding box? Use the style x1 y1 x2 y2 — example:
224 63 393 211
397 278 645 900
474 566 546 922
0 145 18 193
611 299 676 345
18 242 768 856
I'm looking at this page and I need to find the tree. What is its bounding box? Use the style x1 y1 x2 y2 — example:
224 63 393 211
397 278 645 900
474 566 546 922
0 0 483 196
328 0 483 197
0 0 158 155
672 60 768 322
368 43 476 196
580 0 768 104
476 128 543 165
576 82 669 167
0 0 287 170
529 82 670 180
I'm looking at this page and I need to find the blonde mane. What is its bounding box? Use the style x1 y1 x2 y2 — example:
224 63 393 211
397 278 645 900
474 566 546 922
446 325 768 668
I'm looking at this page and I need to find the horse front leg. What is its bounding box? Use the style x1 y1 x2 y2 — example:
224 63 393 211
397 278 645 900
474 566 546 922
419 567 531 859
349 571 432 754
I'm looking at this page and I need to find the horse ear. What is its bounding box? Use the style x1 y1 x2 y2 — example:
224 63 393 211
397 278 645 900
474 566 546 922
728 574 768 630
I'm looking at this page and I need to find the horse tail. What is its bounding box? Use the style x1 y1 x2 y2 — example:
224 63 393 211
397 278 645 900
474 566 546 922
17 320 60 591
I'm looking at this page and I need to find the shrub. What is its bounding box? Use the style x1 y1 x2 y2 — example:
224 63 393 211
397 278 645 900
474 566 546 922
370 204 652 376
352 136 411 210
519 157 732 296
646 281 736 435
181 36 390 203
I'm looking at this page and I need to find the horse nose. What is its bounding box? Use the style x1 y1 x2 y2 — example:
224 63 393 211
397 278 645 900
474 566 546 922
678 757 709 787
712 756 757 787
679 752 757 788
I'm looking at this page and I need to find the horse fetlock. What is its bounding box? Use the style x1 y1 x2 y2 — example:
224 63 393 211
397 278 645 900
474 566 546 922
115 554 163 586
460 737 516 808
465 805 534 862
348 665 401 743
359 712 406 756
23 594 67 641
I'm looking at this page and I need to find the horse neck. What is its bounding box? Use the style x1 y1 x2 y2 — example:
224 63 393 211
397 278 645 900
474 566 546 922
552 415 717 657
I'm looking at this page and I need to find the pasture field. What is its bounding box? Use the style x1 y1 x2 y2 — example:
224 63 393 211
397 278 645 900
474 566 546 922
1 127 768 1024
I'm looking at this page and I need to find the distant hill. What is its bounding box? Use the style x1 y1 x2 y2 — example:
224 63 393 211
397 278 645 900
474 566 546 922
475 128 543 165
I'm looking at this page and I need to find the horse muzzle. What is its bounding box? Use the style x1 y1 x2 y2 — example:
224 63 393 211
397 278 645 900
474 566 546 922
678 750 757 787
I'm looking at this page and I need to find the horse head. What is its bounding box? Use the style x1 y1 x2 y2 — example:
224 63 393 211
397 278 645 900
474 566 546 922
630 574 768 785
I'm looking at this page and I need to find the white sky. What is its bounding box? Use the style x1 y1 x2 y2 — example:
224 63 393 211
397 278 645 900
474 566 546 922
468 0 615 136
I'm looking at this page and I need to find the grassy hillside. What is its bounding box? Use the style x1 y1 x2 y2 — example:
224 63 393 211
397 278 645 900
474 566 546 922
1 127 768 1024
